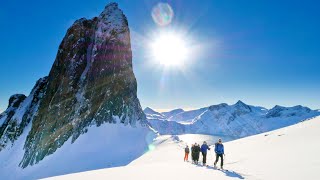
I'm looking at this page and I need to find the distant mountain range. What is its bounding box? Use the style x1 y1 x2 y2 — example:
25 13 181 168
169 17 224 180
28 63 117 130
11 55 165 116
144 101 320 138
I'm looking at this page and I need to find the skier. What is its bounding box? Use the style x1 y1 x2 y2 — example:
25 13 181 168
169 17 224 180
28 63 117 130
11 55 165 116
214 138 225 169
191 144 195 163
184 145 190 162
194 143 201 165
201 141 210 166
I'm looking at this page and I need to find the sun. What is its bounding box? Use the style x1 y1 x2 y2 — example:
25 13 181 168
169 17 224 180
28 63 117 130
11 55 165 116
151 32 188 67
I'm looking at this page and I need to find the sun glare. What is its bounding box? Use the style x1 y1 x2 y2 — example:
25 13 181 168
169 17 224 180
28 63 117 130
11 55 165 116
151 33 188 67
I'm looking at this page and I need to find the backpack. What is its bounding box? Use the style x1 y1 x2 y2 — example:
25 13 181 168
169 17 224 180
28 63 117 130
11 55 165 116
185 147 189 153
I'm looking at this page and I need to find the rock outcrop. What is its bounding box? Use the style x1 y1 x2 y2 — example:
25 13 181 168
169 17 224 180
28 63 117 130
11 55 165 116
0 2 146 169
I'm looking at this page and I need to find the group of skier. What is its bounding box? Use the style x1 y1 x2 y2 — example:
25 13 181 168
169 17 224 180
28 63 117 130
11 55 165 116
184 138 225 169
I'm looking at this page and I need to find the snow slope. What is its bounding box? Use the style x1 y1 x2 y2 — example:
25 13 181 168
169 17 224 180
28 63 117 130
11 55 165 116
224 116 320 180
45 116 320 180
0 122 155 179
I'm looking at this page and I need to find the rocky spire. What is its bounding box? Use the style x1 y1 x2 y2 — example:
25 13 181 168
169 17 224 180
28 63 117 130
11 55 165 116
0 2 145 168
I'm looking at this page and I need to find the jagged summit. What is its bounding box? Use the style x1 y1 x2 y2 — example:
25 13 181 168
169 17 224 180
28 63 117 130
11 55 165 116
8 94 26 108
235 100 246 106
233 100 252 114
104 2 118 9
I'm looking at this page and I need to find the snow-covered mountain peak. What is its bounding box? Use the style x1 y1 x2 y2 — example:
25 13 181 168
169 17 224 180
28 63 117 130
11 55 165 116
208 103 228 111
233 100 252 113
266 105 312 118
99 2 125 24
144 107 166 120
144 107 159 115
162 108 185 118
97 2 129 43
235 100 246 105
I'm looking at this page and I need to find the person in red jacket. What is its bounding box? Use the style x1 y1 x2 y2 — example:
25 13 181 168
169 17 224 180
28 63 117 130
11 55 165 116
184 145 190 162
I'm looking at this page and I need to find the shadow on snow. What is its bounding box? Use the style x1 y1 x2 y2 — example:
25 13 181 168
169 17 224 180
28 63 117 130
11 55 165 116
205 166 245 179
191 163 244 179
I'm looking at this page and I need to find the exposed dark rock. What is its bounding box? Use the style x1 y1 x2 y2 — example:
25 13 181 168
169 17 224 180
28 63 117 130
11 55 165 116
0 2 146 168
0 77 48 150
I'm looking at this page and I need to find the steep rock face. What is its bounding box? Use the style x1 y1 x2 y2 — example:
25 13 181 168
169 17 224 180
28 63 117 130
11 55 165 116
0 94 26 148
0 3 146 170
0 78 48 150
19 3 146 168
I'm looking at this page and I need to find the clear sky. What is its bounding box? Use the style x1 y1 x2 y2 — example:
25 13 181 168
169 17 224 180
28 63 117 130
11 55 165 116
0 0 319 113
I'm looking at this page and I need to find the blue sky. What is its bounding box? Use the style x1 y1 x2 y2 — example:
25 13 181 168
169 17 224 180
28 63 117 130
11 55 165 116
0 0 319 112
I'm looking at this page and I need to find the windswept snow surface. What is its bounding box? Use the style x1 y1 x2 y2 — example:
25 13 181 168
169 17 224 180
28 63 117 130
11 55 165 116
47 116 320 180
0 123 155 179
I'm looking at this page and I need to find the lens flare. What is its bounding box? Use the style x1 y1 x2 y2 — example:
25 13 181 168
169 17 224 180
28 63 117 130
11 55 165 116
148 144 156 152
151 3 174 26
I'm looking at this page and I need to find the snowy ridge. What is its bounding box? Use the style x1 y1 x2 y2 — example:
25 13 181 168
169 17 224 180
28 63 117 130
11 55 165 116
147 101 320 138
144 107 166 120
144 107 207 124
162 108 185 118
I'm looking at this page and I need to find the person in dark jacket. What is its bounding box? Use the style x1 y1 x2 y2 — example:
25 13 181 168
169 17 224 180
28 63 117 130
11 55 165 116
214 138 225 169
191 144 195 163
184 145 190 162
194 143 201 164
201 141 211 166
